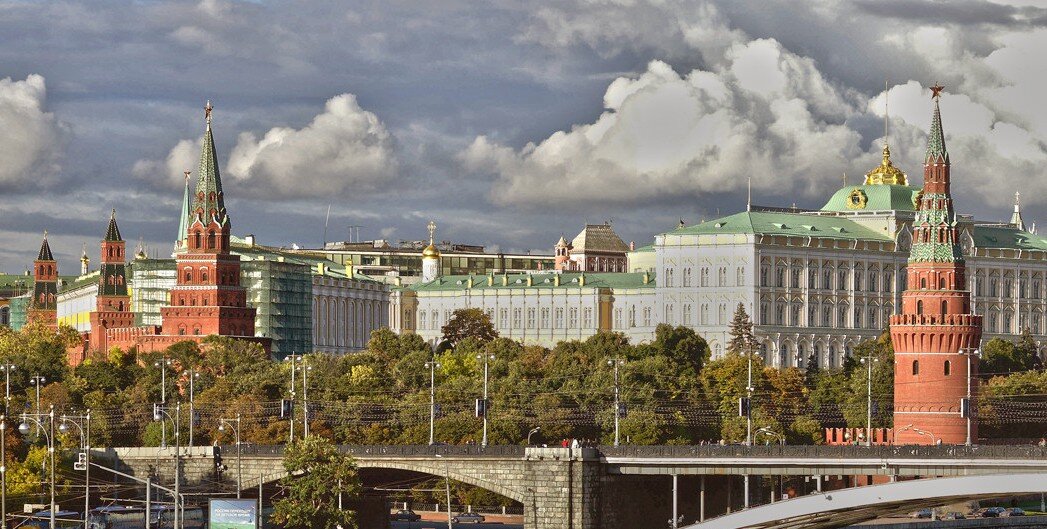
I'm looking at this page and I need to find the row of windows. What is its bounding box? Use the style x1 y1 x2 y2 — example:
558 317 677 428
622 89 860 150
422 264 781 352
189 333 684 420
664 266 745 288
911 360 954 376
760 302 892 329
417 307 595 332
972 277 1043 299
761 266 896 292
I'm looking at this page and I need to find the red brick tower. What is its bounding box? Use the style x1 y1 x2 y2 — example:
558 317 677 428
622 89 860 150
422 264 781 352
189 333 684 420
158 101 257 339
890 85 982 445
28 232 58 328
86 210 135 358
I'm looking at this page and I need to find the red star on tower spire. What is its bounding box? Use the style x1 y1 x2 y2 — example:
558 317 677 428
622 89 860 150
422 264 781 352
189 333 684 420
930 83 945 100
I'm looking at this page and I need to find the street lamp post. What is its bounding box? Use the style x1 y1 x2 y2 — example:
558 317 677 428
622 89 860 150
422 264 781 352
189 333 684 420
1 415 7 529
433 454 453 529
960 348 981 446
29 376 45 435
59 411 90 529
860 355 878 447
285 355 299 443
153 358 172 447
476 354 494 447
184 370 200 447
526 427 540 446
218 414 242 499
425 359 441 446
900 423 938 445
608 356 625 447
754 426 785 446
301 362 312 439
153 403 181 529
0 364 15 413
19 406 55 529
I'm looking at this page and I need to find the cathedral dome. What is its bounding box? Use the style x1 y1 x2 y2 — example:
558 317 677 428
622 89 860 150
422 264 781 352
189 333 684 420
864 144 907 186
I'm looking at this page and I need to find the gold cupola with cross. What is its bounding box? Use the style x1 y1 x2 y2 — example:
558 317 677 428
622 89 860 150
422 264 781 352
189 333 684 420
864 144 908 186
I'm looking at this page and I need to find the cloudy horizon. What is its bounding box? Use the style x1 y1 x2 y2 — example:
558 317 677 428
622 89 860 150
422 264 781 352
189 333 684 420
1 0 1046 272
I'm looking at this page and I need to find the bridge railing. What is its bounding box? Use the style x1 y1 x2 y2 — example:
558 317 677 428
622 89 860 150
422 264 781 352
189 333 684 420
597 444 1047 459
235 444 526 458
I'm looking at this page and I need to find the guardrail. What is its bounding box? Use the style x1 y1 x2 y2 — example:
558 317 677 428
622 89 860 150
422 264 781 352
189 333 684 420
597 444 1047 459
235 444 527 458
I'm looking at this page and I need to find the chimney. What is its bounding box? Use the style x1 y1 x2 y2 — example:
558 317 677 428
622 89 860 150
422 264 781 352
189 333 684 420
245 234 256 247
643 271 650 284
630 241 635 251
526 275 533 287
487 274 494 287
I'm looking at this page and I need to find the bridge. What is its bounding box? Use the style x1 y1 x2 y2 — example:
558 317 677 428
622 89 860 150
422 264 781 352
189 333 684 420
95 444 1047 529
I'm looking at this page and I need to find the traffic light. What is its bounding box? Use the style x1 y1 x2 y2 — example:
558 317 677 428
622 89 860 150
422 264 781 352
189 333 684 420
213 445 226 476
434 403 442 417
616 402 627 419
738 397 751 418
191 410 201 427
280 399 293 419
475 399 488 418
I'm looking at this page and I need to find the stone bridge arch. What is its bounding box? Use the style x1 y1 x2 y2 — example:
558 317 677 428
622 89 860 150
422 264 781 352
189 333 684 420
354 459 525 502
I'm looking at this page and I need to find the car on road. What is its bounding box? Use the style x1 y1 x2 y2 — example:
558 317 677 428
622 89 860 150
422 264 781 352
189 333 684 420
451 512 486 523
942 512 965 520
909 509 932 519
1001 508 1026 517
391 509 421 522
981 507 1005 518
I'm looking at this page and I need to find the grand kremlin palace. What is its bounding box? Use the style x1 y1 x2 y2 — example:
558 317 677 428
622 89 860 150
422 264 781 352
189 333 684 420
393 133 1047 368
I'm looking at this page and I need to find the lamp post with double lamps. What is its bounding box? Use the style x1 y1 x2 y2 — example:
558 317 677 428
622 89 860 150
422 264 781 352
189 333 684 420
153 402 181 529
59 411 90 529
959 348 981 446
754 426 785 446
218 414 242 498
900 423 938 445
29 376 45 434
284 354 300 443
608 356 625 447
19 406 55 529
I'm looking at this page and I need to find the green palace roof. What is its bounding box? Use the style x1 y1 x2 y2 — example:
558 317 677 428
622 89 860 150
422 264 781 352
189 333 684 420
972 225 1047 251
668 210 893 242
821 184 922 212
409 271 655 292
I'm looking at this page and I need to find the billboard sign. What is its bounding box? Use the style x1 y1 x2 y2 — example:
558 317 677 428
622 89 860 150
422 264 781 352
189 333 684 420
209 499 257 529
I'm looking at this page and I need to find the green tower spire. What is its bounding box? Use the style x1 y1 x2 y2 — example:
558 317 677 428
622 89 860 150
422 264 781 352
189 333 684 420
104 209 122 242
925 84 949 164
192 100 228 228
177 170 191 249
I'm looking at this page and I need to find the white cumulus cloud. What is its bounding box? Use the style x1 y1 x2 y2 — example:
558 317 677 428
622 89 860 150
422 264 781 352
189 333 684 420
462 39 865 208
0 75 62 190
134 93 398 199
226 94 398 198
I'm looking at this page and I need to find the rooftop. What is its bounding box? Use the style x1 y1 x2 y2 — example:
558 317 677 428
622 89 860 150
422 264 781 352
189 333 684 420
666 210 894 242
407 271 655 292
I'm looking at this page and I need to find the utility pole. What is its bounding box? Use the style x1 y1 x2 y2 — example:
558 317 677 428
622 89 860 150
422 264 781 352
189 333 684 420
1 364 15 414
287 354 297 443
1 415 6 529
301 361 311 439
425 358 441 445
185 370 199 447
961 348 980 446
860 355 878 446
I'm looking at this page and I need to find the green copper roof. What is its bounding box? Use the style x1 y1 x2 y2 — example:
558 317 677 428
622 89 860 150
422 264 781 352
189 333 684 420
37 235 54 261
631 244 655 253
669 211 893 242
972 225 1047 251
177 173 191 245
104 210 122 242
192 108 229 228
926 98 949 164
821 184 922 212
409 271 655 292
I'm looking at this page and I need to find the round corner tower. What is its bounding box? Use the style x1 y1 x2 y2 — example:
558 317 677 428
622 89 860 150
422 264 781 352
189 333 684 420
890 85 982 445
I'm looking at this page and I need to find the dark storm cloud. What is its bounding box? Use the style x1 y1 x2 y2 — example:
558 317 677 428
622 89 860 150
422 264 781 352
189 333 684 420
0 0 1043 271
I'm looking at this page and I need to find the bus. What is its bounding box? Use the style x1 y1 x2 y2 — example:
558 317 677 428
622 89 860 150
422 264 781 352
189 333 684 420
86 505 206 529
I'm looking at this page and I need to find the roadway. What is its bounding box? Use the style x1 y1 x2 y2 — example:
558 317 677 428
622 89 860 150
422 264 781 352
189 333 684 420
391 521 523 529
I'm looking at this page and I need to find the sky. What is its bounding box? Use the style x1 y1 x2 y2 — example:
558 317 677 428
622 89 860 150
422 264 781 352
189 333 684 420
2 0 1047 272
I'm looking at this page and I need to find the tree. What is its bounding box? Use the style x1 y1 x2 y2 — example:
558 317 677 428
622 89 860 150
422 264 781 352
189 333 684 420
441 308 498 346
726 303 756 356
272 436 361 529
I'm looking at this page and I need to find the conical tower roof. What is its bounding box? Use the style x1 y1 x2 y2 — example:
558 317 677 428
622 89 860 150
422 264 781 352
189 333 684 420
37 232 54 261
105 209 122 242
177 171 191 247
925 85 949 164
192 101 228 227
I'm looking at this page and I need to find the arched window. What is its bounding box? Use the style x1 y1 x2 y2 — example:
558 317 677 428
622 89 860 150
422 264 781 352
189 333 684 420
193 232 202 249
207 231 216 249
912 360 919 375
940 277 946 289
944 360 951 376
185 270 192 282
921 277 927 289
202 270 209 282
917 300 923 315
941 300 948 315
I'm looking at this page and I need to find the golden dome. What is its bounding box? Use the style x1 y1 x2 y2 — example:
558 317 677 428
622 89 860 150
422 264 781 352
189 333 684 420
864 144 907 186
422 243 441 259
